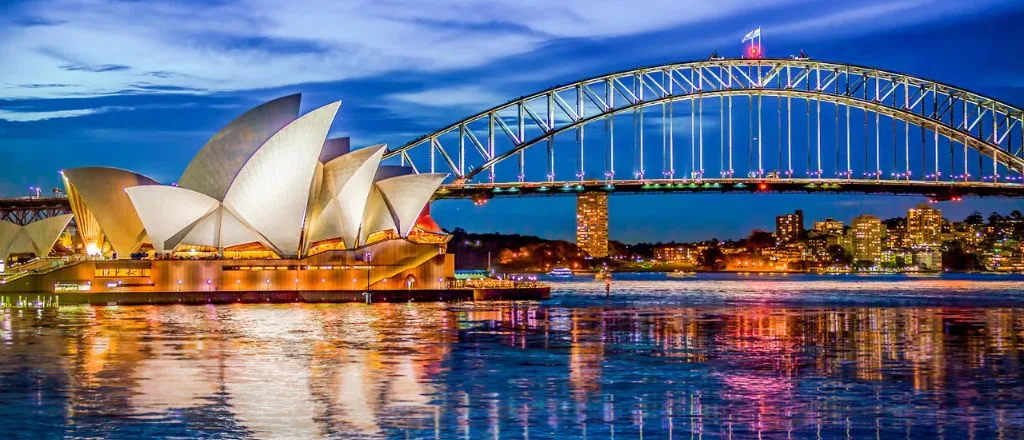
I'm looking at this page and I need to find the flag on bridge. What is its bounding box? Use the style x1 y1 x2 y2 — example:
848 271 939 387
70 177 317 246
741 27 761 44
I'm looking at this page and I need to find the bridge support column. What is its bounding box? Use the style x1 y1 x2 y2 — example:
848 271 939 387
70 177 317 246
576 192 608 258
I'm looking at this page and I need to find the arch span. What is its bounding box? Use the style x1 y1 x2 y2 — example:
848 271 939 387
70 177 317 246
383 58 1024 194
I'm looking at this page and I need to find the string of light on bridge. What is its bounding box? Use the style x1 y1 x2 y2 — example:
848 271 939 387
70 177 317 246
382 47 1024 204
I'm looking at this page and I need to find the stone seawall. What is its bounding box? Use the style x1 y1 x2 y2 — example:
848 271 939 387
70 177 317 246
16 287 550 306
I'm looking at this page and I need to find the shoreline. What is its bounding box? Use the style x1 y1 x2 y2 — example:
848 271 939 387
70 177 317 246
1 287 550 307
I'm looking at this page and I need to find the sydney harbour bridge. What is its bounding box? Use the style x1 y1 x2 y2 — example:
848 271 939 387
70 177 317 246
4 57 1024 228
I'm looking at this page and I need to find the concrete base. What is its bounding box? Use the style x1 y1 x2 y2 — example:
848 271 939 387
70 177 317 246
23 287 550 306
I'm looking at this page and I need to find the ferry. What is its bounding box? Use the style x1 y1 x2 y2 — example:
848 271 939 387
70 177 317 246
548 268 574 278
667 270 697 279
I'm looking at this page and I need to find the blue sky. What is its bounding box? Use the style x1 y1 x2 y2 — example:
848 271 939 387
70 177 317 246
2 0 1023 242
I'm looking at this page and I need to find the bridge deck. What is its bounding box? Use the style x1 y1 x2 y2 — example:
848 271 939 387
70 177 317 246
435 178 1024 200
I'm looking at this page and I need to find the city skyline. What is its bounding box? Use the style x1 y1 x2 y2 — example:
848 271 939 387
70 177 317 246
3 0 1024 243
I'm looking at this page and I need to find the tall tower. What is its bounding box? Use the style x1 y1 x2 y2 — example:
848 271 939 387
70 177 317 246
851 214 884 263
576 192 608 258
907 203 943 248
775 209 804 242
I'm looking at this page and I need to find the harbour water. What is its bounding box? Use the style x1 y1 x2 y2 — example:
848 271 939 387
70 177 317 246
2 273 1023 439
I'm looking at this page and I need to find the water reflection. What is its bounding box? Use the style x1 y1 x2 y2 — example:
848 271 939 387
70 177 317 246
2 285 1024 438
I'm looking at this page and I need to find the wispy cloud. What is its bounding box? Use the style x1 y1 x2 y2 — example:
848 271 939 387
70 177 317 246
0 0 1016 101
0 105 131 122
0 0 865 99
388 85 506 109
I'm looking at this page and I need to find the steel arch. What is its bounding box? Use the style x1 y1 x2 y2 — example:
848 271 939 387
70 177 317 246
467 89 1024 179
383 57 1024 187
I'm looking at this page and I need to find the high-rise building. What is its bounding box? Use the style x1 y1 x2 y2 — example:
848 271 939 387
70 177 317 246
812 218 845 236
775 210 804 242
885 218 909 250
852 215 885 263
576 192 608 257
907 203 944 248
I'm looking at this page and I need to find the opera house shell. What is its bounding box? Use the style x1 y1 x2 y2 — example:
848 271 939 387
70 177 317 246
0 214 74 262
60 94 446 260
2 94 457 295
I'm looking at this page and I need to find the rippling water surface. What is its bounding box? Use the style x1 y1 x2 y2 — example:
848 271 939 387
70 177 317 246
2 273 1024 439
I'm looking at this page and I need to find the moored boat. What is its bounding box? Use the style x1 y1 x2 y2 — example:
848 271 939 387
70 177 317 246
548 267 574 278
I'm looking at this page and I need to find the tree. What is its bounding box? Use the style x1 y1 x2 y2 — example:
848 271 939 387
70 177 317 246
942 240 981 272
853 260 876 271
964 211 984 225
826 244 852 266
746 230 775 249
697 246 726 271
988 212 1005 226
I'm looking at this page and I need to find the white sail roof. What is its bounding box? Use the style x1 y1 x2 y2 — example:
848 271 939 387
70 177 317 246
0 214 73 261
358 186 398 245
222 101 341 257
307 145 386 246
178 94 300 201
61 167 159 257
23 214 74 257
124 186 220 253
0 221 21 262
374 173 446 237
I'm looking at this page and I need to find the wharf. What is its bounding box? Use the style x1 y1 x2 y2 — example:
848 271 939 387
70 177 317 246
1 287 550 308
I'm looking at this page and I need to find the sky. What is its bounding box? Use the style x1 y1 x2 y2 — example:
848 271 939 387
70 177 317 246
1 0 1023 243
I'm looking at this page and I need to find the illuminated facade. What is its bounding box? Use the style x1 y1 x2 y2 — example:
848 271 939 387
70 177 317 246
907 203 944 248
812 218 845 236
775 210 804 242
851 215 885 263
62 96 448 260
576 192 608 258
654 245 695 263
3 94 468 295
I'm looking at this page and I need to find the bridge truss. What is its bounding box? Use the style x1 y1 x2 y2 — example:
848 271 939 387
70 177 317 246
0 197 72 225
383 58 1024 199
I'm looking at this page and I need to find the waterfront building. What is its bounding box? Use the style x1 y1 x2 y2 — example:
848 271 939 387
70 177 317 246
775 210 804 242
950 222 985 248
907 203 944 248
653 245 694 263
852 215 885 263
985 239 1024 272
1 94 463 295
912 249 943 271
764 242 806 270
812 218 845 236
576 192 608 258
885 219 910 250
880 249 913 267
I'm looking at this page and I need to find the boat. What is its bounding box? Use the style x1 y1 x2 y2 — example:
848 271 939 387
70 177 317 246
667 270 697 278
905 271 941 278
548 268 574 278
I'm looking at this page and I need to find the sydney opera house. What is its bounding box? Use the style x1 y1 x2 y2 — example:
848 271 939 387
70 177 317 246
0 94 527 301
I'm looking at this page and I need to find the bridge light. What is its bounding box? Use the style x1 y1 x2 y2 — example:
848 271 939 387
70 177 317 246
758 183 768 191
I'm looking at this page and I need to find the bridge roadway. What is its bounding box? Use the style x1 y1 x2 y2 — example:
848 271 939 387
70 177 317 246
435 178 1024 200
0 196 72 225
3 179 1024 217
